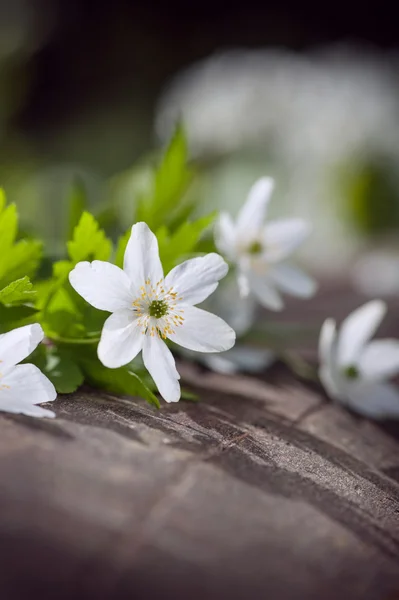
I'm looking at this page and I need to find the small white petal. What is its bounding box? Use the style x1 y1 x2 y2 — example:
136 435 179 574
0 324 44 373
319 364 344 401
98 310 144 368
164 253 228 306
69 261 133 312
236 177 274 241
359 340 399 380
247 274 284 311
318 318 337 368
142 334 180 403
204 274 256 337
263 219 311 263
214 212 236 260
123 222 163 292
237 272 250 297
346 381 399 419
168 305 235 352
203 346 275 374
0 363 56 418
269 264 317 298
337 300 386 368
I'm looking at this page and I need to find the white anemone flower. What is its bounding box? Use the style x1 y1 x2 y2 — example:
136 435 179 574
0 324 57 418
319 300 399 419
69 222 236 403
215 177 317 311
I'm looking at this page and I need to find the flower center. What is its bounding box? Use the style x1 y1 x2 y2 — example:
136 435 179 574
132 278 185 339
247 240 263 255
149 299 169 318
344 365 359 379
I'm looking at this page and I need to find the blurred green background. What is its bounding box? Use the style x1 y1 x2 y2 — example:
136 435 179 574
2 0 399 288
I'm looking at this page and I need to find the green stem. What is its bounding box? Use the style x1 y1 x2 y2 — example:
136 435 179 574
48 334 101 345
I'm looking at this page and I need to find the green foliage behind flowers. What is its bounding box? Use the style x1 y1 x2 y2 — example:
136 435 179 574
0 127 214 408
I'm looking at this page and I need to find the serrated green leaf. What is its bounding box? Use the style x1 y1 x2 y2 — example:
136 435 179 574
115 229 131 269
67 179 87 241
81 358 160 408
68 211 112 264
135 124 193 230
158 213 215 273
0 277 36 305
0 194 43 287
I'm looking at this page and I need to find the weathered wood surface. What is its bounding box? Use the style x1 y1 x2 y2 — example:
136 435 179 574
1 288 399 599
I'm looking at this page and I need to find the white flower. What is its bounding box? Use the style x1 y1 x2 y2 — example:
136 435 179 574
69 222 236 403
215 177 317 311
319 300 399 419
0 324 57 418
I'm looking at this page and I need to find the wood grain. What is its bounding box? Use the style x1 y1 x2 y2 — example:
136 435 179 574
0 357 399 600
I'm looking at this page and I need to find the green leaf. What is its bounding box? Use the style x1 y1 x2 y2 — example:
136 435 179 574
81 358 161 408
115 229 131 269
0 277 36 305
0 192 42 287
158 213 215 273
67 179 87 241
135 124 193 230
0 304 38 331
32 346 84 394
67 211 112 264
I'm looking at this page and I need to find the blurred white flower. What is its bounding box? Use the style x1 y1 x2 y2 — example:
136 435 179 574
156 46 399 273
352 250 399 297
215 177 317 310
0 324 57 418
69 222 235 403
319 300 399 419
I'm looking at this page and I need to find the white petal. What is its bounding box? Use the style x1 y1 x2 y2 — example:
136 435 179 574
247 274 284 311
237 272 250 297
214 212 236 260
98 310 144 368
204 274 256 337
203 346 275 374
142 334 180 403
164 253 228 306
0 324 44 373
123 222 163 292
318 318 337 367
236 177 274 241
69 261 133 312
168 305 235 352
359 339 399 380
0 363 56 418
337 300 386 368
263 219 311 263
346 381 399 419
269 264 317 298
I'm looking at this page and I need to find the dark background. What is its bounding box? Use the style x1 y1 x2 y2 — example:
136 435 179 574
18 0 399 158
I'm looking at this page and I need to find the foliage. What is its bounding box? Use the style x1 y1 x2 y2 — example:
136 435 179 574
0 126 214 407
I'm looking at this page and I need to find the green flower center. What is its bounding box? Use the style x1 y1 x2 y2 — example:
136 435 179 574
344 365 359 379
248 240 263 255
148 299 169 319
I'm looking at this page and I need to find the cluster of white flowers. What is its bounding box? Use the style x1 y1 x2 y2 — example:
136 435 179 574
2 175 399 421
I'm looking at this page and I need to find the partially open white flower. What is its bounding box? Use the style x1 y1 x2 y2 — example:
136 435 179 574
69 222 236 403
319 300 399 419
215 177 317 310
0 324 57 418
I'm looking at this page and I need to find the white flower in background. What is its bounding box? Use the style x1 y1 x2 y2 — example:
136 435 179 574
0 324 57 418
215 177 317 311
319 300 399 419
69 222 235 403
192 273 275 374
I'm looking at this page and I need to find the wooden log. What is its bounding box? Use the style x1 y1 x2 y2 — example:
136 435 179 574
0 360 398 600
